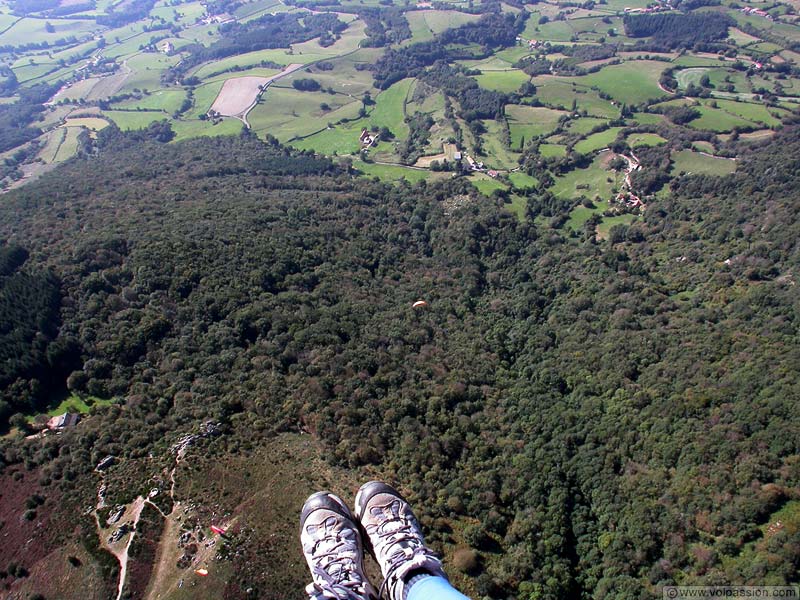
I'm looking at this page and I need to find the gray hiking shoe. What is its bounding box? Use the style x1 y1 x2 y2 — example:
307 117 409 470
300 491 379 600
354 482 447 600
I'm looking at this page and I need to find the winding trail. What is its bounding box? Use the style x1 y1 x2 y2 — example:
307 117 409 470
94 452 183 600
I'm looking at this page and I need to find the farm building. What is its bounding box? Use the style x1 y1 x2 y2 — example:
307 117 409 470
359 129 378 148
47 412 81 430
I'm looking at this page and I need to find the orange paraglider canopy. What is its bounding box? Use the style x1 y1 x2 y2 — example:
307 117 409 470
412 300 428 309
195 568 209 577
211 525 227 535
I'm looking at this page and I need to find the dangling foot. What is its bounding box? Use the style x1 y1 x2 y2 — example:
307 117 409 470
300 491 379 600
354 482 447 600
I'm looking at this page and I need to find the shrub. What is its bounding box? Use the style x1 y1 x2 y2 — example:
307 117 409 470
452 547 481 574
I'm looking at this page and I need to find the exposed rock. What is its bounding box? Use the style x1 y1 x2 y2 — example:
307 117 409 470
96 456 115 471
107 506 126 525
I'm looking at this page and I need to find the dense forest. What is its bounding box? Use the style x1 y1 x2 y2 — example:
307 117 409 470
623 12 734 49
370 12 524 88
164 12 347 83
0 125 798 598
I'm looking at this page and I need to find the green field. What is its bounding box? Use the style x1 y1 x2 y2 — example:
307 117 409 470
506 194 528 221
53 127 82 162
675 67 710 90
471 173 508 195
508 171 538 189
204 67 282 84
596 213 637 239
579 61 669 105
540 143 567 157
627 133 667 147
710 99 788 127
113 89 189 113
532 78 619 117
353 160 440 183
671 150 737 176
37 128 66 163
189 80 226 118
565 116 607 135
522 18 574 41
480 119 520 170
248 85 362 142
260 79 413 154
172 118 244 141
289 118 367 154
671 55 728 68
192 50 295 80
551 152 619 200
566 203 605 231
102 109 170 130
24 394 114 423
406 9 479 43
473 69 530 93
688 105 759 132
368 78 414 138
117 53 181 95
506 105 566 149
692 140 715 153
573 127 623 154
0 16 97 47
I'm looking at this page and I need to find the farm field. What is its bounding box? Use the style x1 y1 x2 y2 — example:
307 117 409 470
506 105 566 148
191 50 294 80
578 61 669 105
0 0 796 201
250 87 360 140
573 127 624 154
481 119 520 170
688 105 760 132
551 152 621 201
211 76 275 118
353 160 443 183
671 150 737 176
406 10 479 43
532 78 620 117
627 133 667 147
473 69 530 93
171 118 244 141
540 143 567 157
508 171 538 189
62 117 109 131
596 213 637 239
470 173 508 195
0 16 97 47
102 110 171 130
113 89 189 113
565 116 608 135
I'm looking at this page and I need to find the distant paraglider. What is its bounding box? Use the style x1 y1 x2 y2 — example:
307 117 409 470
210 525 227 535
412 300 428 309
195 568 209 577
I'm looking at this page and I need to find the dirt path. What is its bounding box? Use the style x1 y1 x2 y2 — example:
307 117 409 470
144 462 183 600
94 452 181 600
114 496 146 600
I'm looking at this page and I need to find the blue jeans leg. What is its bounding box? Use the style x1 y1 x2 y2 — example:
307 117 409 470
406 575 471 600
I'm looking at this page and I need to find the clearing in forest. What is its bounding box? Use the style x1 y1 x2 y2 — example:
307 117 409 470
210 64 304 121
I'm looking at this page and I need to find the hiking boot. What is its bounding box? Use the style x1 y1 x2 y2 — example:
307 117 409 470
354 481 447 600
300 491 378 600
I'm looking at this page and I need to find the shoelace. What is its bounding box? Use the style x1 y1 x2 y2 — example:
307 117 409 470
371 505 432 600
308 532 366 600
378 545 433 600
